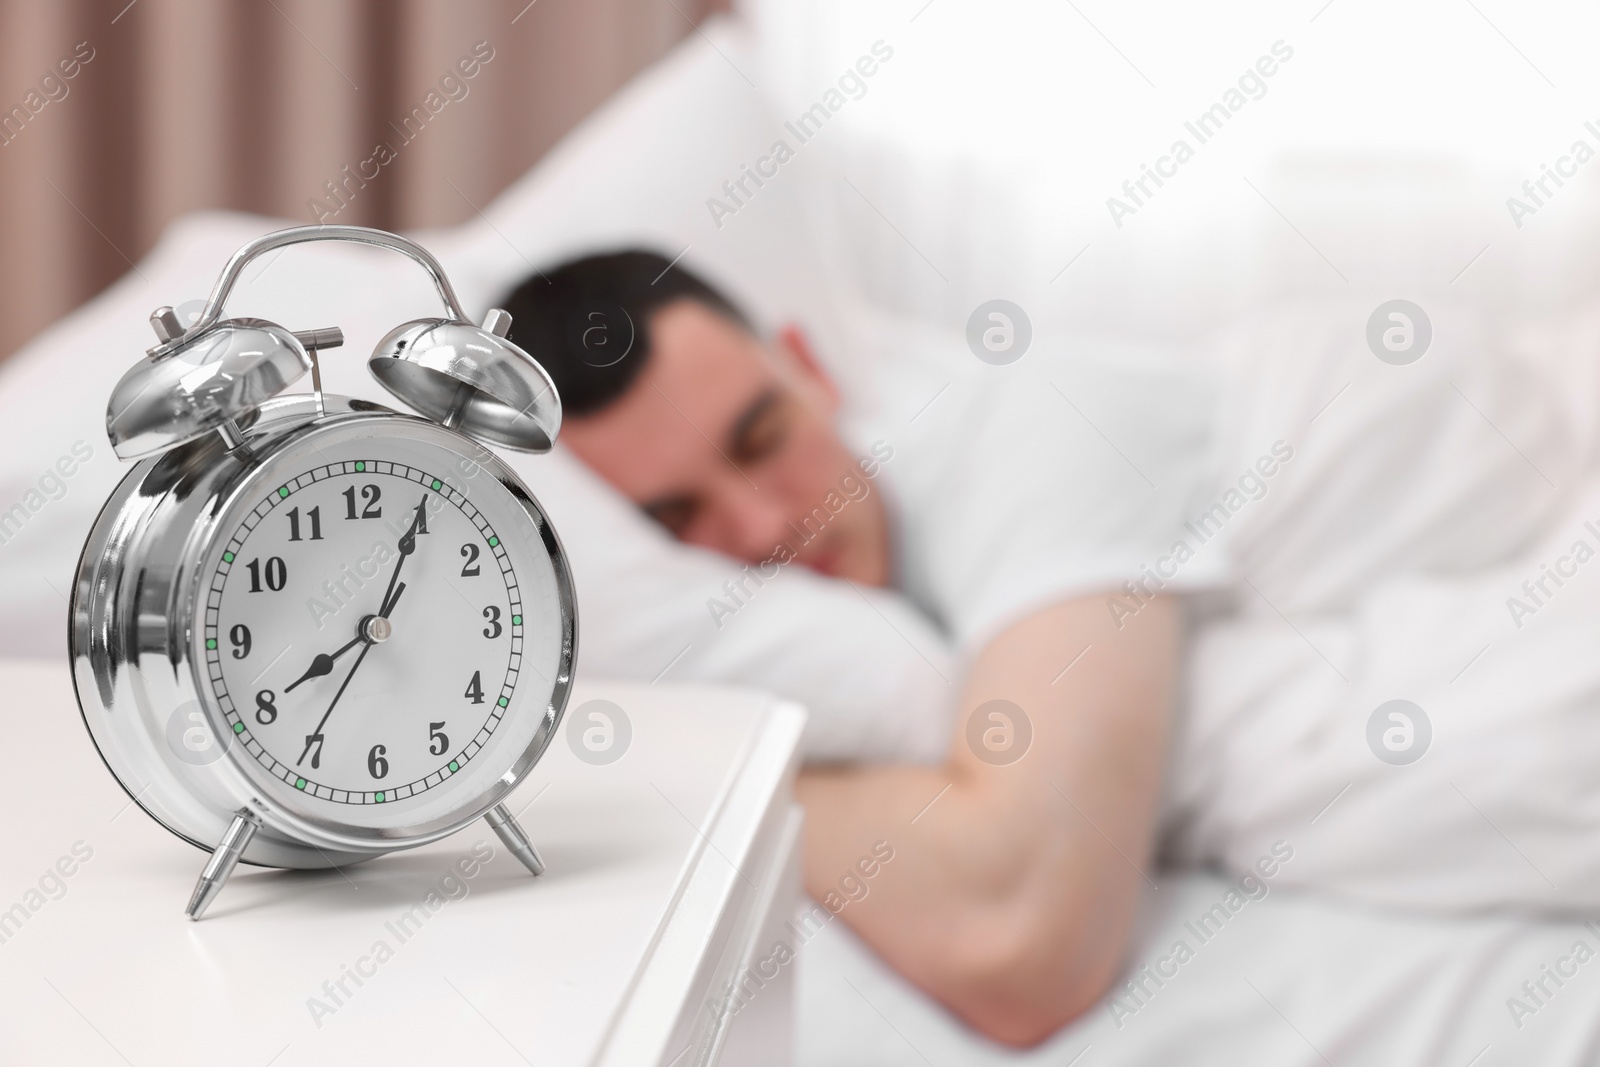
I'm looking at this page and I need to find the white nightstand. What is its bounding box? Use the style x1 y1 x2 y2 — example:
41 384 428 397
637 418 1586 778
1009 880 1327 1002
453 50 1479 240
0 662 804 1066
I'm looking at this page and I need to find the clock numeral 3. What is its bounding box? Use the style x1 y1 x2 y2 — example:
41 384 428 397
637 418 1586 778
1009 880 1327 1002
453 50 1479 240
299 733 324 769
255 689 277 725
343 484 382 520
429 722 449 756
367 744 389 779
246 556 287 592
482 605 502 639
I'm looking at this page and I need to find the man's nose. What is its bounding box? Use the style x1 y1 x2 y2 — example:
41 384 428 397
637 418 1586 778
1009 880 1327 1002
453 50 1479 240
719 480 793 562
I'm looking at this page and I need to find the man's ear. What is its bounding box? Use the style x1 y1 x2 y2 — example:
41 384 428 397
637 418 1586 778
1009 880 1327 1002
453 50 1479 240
775 323 840 411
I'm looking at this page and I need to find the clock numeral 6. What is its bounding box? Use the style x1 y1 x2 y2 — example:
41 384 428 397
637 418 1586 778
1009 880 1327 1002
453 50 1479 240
229 624 251 659
254 689 277 725
246 556 287 593
482 605 502 639
429 722 449 756
367 744 389 779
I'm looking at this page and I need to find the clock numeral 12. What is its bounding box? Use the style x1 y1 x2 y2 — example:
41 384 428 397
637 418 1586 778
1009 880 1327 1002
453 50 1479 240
343 484 382 520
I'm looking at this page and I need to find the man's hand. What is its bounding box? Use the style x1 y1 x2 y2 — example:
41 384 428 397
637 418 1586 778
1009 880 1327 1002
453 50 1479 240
797 594 1180 1047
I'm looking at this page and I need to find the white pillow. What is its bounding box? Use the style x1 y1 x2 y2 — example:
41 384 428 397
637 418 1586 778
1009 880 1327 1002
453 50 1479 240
427 17 869 387
0 18 954 764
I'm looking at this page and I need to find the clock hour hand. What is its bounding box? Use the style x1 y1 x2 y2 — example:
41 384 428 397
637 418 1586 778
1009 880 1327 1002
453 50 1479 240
283 633 364 693
282 582 408 694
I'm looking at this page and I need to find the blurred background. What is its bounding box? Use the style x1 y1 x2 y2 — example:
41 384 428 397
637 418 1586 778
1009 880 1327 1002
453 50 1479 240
8 4 1600 1062
0 0 726 360
8 0 1600 365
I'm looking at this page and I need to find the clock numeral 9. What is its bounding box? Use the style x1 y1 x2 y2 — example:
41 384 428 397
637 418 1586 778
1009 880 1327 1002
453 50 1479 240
229 624 251 659
255 689 277 725
460 543 480 576
286 506 323 542
367 744 389 779
482 605 502 639
246 556 287 592
343 484 382 520
429 722 449 756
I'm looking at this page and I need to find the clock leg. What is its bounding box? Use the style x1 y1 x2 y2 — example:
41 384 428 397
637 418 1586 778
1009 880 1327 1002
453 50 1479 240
485 803 545 877
185 808 262 920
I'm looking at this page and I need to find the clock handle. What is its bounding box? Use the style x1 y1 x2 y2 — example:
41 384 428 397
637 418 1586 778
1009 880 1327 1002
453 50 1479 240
173 225 471 350
485 803 545 877
185 807 262 920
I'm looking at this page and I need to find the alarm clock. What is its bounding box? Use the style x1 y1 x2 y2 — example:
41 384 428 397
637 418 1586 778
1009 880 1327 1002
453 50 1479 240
69 225 577 919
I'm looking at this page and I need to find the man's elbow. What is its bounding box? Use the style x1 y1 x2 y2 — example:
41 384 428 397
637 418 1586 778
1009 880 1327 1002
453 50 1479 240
922 901 1126 1048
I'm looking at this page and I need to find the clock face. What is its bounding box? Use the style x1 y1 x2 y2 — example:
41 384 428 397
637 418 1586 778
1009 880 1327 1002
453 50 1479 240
196 422 569 831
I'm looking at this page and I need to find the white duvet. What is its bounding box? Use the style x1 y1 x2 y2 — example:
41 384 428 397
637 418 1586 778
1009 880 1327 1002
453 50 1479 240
1164 297 1600 913
799 872 1600 1066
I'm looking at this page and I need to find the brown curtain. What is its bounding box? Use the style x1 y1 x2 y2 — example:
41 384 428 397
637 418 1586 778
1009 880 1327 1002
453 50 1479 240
0 0 725 361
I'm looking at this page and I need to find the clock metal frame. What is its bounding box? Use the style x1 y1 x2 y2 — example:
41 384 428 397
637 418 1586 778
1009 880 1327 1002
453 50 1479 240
70 394 578 875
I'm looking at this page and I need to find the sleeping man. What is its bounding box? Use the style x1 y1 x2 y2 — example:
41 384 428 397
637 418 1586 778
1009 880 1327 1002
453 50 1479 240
503 251 1216 1045
500 250 1600 1045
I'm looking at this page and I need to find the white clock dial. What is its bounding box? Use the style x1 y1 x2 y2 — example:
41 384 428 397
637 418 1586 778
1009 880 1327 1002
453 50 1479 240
199 440 559 817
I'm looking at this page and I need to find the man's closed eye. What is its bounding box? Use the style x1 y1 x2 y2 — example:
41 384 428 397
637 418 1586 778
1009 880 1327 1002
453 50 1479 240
728 389 789 465
644 496 698 535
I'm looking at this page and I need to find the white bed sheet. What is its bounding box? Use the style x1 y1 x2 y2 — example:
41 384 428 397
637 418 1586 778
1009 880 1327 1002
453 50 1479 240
797 873 1600 1066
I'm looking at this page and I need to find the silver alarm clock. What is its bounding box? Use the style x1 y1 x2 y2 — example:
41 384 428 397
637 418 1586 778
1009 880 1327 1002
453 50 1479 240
69 225 576 919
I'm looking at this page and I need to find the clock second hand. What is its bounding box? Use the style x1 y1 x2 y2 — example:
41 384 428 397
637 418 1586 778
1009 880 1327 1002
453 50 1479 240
296 495 425 768
301 640 371 767
297 581 406 759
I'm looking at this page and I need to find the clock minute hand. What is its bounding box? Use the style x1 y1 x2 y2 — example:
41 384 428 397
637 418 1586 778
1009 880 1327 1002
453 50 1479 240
283 495 425 696
377 493 428 619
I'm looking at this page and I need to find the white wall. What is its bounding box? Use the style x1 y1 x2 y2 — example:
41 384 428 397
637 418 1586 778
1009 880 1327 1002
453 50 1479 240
737 0 1600 345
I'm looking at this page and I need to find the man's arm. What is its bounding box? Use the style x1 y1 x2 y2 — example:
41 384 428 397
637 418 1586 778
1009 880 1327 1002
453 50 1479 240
796 594 1179 1046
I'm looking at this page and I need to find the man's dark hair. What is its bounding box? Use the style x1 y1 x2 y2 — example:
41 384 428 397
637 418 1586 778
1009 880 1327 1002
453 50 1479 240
498 249 752 417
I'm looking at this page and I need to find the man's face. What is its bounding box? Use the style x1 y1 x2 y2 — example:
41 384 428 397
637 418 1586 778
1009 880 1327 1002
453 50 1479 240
561 299 891 587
